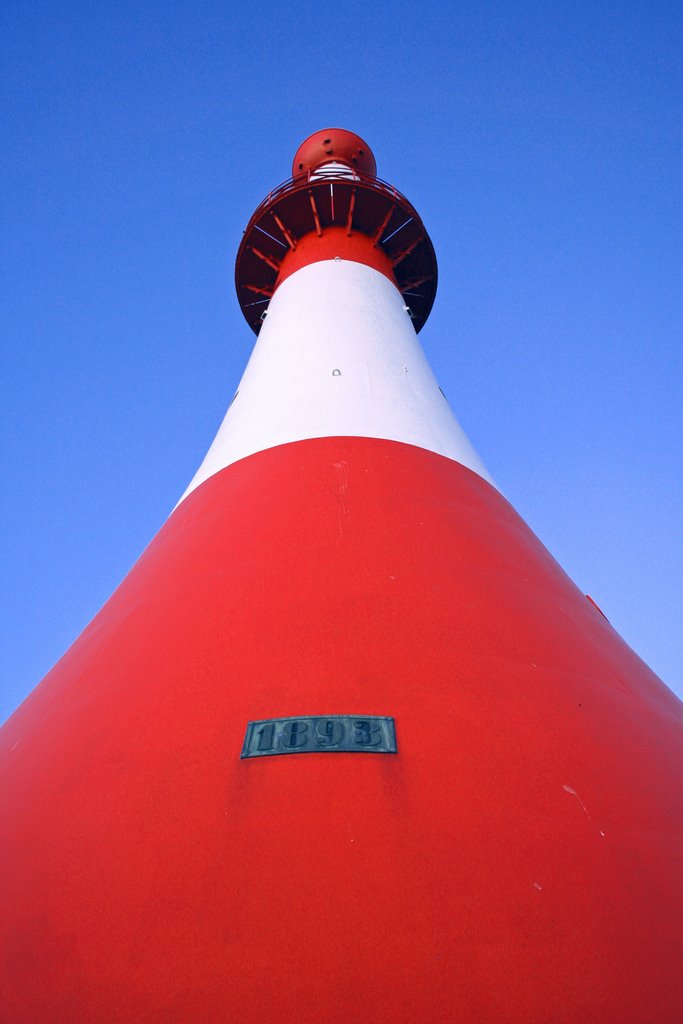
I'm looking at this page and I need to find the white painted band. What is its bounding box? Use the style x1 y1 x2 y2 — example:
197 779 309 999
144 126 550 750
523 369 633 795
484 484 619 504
178 259 493 505
310 161 359 180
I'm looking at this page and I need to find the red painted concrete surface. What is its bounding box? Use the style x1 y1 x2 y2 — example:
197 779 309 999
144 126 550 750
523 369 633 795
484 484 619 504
275 227 396 289
2 437 682 1022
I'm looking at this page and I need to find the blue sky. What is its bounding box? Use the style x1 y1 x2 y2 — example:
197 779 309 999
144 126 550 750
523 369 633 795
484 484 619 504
2 0 681 721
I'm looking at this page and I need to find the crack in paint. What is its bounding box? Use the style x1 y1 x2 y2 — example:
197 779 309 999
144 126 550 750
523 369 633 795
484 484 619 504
333 460 349 535
562 784 606 837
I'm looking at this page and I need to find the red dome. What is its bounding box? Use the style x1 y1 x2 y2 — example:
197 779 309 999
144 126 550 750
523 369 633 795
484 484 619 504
292 128 377 178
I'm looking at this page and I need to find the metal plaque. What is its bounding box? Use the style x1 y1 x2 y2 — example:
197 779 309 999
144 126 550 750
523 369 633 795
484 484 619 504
241 715 397 758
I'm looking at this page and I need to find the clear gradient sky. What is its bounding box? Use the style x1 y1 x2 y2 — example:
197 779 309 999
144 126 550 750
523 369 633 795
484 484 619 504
2 0 682 721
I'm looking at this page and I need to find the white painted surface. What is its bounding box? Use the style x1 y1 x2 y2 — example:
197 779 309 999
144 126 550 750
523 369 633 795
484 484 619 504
310 162 358 180
179 259 493 504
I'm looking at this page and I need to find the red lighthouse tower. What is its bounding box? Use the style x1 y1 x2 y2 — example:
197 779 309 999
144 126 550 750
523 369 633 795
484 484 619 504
2 130 682 1023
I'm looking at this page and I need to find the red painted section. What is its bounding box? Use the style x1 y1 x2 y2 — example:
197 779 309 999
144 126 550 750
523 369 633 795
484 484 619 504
276 226 397 289
292 128 376 178
2 436 682 1022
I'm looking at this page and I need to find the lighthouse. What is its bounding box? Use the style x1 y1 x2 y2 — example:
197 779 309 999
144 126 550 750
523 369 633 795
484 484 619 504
2 129 682 1022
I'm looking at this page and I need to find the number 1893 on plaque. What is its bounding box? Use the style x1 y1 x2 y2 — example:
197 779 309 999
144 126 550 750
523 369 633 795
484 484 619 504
241 715 397 758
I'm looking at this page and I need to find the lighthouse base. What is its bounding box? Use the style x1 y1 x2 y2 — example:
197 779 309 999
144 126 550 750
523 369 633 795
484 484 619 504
2 436 682 1023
